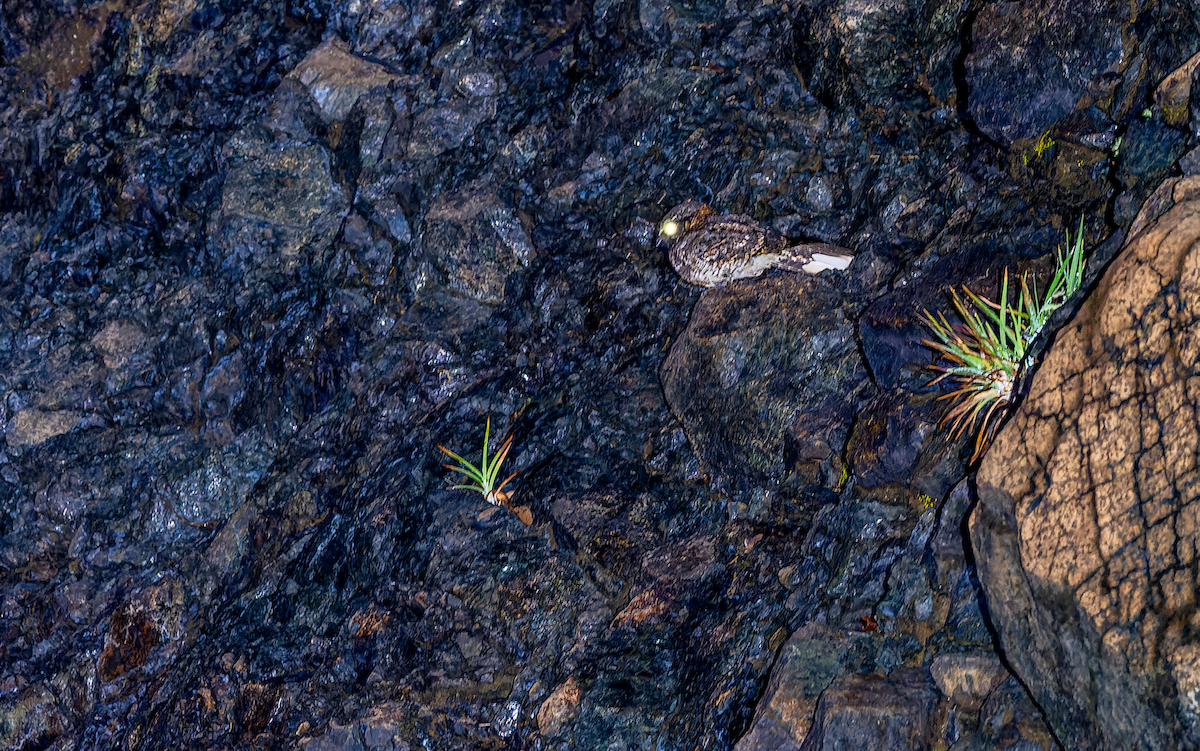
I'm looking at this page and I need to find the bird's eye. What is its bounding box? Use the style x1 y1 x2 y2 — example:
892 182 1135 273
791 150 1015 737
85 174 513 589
661 220 679 237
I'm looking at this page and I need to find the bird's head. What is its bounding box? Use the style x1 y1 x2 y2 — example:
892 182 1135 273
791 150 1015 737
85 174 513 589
659 200 709 240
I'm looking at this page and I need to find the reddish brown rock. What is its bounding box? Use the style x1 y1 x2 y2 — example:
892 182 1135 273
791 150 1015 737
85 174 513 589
98 578 186 685
287 38 401 122
799 669 938 751
611 586 675 629
537 676 582 738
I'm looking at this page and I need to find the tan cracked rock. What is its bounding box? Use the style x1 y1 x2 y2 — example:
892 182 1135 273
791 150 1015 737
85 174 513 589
537 676 582 738
929 653 1007 712
288 38 401 122
6 409 84 450
971 175 1200 750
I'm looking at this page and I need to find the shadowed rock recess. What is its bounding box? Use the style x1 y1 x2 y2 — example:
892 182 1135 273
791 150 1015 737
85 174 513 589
1 0 1200 749
972 176 1200 750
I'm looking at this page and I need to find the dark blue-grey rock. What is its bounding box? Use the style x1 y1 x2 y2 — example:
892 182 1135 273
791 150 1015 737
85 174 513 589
1116 112 1188 191
413 175 533 304
661 272 868 494
4 0 1194 748
211 111 350 288
965 0 1126 146
800 0 965 108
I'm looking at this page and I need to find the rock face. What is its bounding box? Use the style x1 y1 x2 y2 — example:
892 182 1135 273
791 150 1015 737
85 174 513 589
928 652 1007 712
800 0 964 109
287 37 399 122
212 107 350 289
734 624 878 751
799 669 938 751
971 175 1200 750
2 0 1198 747
963 0 1196 225
965 0 1127 147
414 176 534 304
660 273 867 494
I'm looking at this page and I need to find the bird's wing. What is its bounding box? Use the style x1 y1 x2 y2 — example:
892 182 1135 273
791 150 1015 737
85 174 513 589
775 242 855 274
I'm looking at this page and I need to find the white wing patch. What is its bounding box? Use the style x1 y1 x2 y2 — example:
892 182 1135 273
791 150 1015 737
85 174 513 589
801 252 854 273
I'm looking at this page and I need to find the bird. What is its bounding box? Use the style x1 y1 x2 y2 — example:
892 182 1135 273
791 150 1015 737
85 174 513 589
658 200 854 287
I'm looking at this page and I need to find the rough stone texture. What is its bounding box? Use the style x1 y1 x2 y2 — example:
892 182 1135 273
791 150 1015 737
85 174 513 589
5 0 1190 747
735 624 877 751
1116 113 1189 192
799 0 965 109
965 0 1127 146
799 669 939 751
660 273 867 495
0 685 68 750
967 0 1197 168
960 676 1060 751
414 175 534 305
971 175 1200 750
287 37 400 122
1156 50 1200 126
6 409 86 450
740 480 1019 750
211 102 350 289
297 705 409 751
537 676 582 737
929 483 996 649
929 653 1007 712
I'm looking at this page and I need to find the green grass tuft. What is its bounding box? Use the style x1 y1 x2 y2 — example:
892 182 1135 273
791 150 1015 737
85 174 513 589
438 417 519 505
922 219 1086 461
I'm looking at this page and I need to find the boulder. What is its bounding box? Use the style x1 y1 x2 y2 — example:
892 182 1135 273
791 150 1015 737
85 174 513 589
661 273 867 493
971 175 1200 749
799 669 939 751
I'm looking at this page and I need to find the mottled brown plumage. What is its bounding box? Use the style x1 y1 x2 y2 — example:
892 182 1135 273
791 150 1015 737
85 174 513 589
659 200 854 287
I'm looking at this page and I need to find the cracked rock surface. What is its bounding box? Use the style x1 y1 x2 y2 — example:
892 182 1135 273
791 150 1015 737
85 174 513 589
0 0 1198 748
973 175 1200 750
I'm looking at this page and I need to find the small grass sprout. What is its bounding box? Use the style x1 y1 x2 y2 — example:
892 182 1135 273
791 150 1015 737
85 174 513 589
1034 130 1055 159
922 219 1086 461
438 417 519 506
